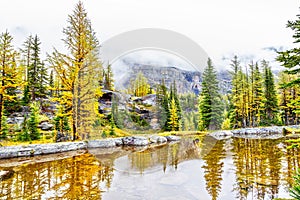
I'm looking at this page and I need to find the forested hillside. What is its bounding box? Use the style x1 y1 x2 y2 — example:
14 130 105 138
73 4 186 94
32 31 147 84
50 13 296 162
1 1 300 145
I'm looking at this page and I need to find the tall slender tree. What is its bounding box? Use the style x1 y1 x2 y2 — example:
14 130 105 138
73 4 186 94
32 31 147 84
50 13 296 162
156 79 170 131
21 34 48 101
168 80 182 131
228 55 241 128
276 9 300 125
37 61 48 99
261 60 278 124
277 10 300 87
250 62 264 126
20 35 33 104
198 58 224 130
104 63 114 91
168 98 179 131
0 31 22 135
48 1 101 140
49 70 54 97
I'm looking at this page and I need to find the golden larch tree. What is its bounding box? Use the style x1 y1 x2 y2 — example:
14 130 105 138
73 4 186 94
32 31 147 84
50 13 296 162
48 1 102 140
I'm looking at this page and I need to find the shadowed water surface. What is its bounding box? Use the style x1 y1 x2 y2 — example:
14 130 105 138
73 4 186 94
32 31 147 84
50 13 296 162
0 136 299 200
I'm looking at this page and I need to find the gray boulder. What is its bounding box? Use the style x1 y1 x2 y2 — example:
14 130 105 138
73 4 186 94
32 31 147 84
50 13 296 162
165 135 181 141
231 126 285 139
114 138 123 146
0 142 87 159
149 135 167 143
6 117 24 125
14 117 24 125
122 136 149 146
56 132 71 142
6 118 14 124
208 130 233 140
38 121 54 131
87 139 116 148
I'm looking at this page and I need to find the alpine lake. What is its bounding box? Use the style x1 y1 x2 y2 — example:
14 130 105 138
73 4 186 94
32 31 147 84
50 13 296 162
0 134 299 200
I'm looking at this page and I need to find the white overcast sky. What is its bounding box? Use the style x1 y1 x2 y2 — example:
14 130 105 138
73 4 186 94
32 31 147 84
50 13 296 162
0 0 299 69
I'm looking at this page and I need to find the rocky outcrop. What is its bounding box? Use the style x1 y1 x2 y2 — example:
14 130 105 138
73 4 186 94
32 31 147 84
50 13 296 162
98 90 160 130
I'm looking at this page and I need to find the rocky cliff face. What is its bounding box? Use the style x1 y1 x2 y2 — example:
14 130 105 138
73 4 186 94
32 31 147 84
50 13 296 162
114 61 231 95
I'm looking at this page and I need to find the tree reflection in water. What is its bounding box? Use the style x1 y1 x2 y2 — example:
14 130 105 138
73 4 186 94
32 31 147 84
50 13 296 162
128 137 202 174
232 138 300 200
1 137 300 200
202 139 225 200
0 153 113 200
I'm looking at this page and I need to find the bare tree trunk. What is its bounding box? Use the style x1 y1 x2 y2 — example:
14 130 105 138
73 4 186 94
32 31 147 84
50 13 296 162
72 87 76 141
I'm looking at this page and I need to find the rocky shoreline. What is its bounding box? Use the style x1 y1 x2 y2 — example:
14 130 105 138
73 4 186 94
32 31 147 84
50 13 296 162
0 135 181 160
1 125 300 160
209 125 300 140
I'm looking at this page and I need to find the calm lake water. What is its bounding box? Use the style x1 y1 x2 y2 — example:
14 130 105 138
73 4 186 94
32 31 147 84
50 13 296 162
0 135 299 200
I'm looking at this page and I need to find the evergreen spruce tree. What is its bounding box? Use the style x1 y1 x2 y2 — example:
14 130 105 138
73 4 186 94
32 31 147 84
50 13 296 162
37 61 49 99
228 56 242 128
162 94 171 131
53 105 71 135
171 80 183 130
19 115 31 141
30 35 40 101
276 11 300 125
21 34 48 101
109 114 116 136
111 95 123 128
156 79 170 131
261 60 278 124
104 64 114 91
49 70 54 97
198 58 224 130
277 10 300 87
20 35 32 97
28 102 40 140
251 62 264 126
22 85 30 105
